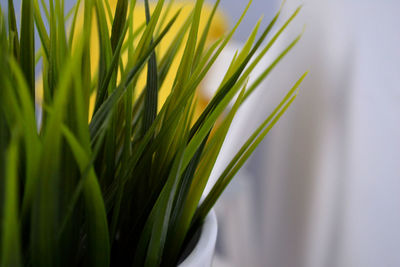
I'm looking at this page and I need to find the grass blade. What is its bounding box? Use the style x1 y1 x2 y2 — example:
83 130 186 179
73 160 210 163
142 0 159 135
169 83 248 260
244 31 303 100
111 0 129 52
7 0 19 59
144 147 185 267
0 0 304 265
169 0 204 104
1 134 22 267
68 0 82 49
192 0 220 69
7 59 41 221
62 126 110 267
30 33 85 267
195 72 308 223
90 9 180 140
34 0 50 59
94 0 113 95
20 0 35 99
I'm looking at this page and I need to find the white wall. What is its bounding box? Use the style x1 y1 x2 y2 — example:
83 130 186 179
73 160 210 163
254 1 400 267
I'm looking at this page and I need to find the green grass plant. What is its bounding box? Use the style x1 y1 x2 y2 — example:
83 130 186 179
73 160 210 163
0 0 306 266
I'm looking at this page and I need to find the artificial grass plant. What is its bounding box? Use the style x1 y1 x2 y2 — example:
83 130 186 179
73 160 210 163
0 0 306 266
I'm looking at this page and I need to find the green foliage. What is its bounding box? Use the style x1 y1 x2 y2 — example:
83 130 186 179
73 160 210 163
0 0 306 266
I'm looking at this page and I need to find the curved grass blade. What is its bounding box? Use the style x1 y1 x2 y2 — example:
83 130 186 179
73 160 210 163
143 147 185 267
171 84 247 258
186 0 252 91
244 31 303 100
162 132 210 265
7 59 41 221
62 126 110 267
190 5 301 140
195 72 308 223
219 17 262 87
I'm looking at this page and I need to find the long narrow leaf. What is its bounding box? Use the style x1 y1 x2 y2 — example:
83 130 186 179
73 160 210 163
195 72 308 223
20 0 35 99
111 0 129 52
62 126 110 267
142 0 159 135
1 135 22 267
7 0 19 59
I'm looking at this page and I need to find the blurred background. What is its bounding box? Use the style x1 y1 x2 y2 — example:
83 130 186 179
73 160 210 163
1 0 399 266
203 0 400 267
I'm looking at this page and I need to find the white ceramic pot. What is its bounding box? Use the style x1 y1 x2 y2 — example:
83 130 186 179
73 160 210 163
178 210 218 267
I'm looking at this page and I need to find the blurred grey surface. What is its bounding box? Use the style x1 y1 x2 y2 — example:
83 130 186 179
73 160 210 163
207 0 400 267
